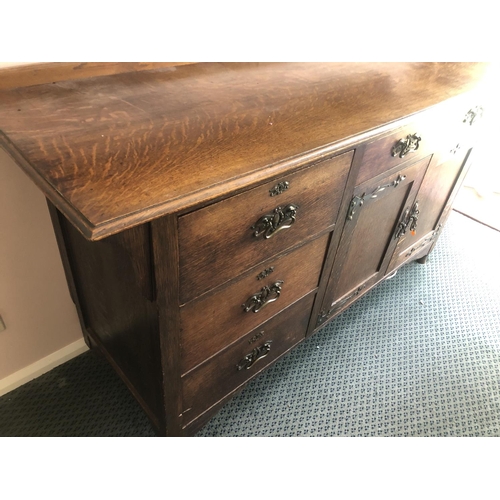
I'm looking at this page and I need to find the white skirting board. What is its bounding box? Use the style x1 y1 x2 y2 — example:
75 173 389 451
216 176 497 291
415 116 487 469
0 338 89 397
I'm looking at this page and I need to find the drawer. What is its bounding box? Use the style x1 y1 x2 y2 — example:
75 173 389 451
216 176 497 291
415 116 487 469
182 292 315 426
178 150 353 304
357 114 439 186
180 233 329 373
387 230 437 273
356 97 484 186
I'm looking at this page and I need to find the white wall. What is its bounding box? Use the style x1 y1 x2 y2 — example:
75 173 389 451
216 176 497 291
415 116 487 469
0 147 85 386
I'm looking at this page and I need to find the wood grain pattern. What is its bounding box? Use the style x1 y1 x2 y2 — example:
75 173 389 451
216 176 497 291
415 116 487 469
388 151 468 270
0 62 195 90
59 215 164 430
0 63 490 240
178 151 352 304
180 233 329 373
5 63 488 436
318 156 430 323
355 93 478 186
388 148 474 273
182 293 315 426
306 146 366 335
150 215 184 436
113 223 155 301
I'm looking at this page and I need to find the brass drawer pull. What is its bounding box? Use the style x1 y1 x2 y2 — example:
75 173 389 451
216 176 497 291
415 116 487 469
391 134 421 158
251 204 299 239
269 181 290 197
242 280 284 313
236 341 273 371
394 200 420 239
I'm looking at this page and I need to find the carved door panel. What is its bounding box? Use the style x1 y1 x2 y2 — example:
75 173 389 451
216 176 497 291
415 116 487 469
387 147 473 273
317 155 431 327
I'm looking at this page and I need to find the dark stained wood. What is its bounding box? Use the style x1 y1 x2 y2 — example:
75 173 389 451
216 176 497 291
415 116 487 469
414 151 470 235
0 63 490 240
354 94 479 186
178 151 352 304
391 143 474 269
356 118 432 186
181 379 253 436
113 224 155 301
3 63 490 436
59 214 164 432
182 293 315 426
84 327 162 434
306 145 366 335
0 130 97 240
180 233 329 373
317 156 430 325
0 62 195 90
387 148 472 273
150 215 184 436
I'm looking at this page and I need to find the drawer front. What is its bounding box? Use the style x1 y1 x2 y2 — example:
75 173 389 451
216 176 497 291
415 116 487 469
356 97 484 186
180 233 329 373
357 115 438 186
388 231 437 272
182 292 315 426
178 151 353 304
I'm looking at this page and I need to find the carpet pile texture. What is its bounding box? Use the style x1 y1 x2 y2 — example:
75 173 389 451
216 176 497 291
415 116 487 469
0 211 499 437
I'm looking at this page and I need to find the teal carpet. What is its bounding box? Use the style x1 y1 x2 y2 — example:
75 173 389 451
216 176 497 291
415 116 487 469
1 211 499 436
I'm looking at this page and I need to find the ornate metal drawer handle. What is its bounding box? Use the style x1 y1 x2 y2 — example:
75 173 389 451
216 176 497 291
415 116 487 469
257 267 274 280
242 280 284 313
251 204 299 239
346 174 406 221
391 134 421 158
463 106 483 126
394 200 420 239
236 341 273 371
269 181 289 197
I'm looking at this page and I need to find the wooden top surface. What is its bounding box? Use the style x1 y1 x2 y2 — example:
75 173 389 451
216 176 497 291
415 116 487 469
0 62 490 239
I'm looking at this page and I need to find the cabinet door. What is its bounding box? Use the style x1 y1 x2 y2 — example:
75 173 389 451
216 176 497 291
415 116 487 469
316 155 431 327
387 147 473 272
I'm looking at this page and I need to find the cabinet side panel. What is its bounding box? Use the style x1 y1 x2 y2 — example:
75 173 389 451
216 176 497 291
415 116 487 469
59 214 164 430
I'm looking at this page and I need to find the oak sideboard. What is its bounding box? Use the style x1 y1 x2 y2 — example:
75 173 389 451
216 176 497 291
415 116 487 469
0 63 490 435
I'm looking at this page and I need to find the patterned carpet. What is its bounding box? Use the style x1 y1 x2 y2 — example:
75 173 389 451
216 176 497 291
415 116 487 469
0 211 499 437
